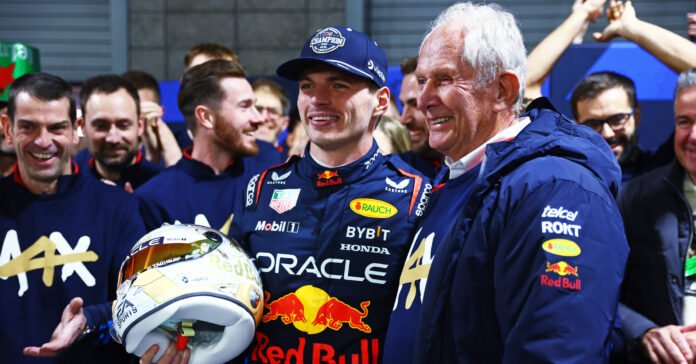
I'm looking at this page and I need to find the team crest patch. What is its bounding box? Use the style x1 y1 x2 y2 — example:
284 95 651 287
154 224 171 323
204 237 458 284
310 27 346 54
270 189 301 214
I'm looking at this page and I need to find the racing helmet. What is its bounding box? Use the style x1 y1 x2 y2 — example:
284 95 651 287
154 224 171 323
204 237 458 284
110 224 263 363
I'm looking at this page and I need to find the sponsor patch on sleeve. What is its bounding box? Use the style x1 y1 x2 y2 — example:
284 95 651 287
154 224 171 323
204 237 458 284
246 174 260 207
541 239 581 257
540 260 581 291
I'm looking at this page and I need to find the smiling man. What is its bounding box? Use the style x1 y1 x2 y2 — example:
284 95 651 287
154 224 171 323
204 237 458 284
0 72 145 363
396 57 443 179
571 71 674 181
239 25 432 363
252 79 290 149
136 60 263 234
75 75 162 190
375 3 628 363
616 68 696 363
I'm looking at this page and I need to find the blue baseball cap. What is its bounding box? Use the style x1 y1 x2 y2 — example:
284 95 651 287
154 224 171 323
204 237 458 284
276 25 388 88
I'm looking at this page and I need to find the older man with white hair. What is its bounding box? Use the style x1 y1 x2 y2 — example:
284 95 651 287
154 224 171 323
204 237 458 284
616 68 696 364
383 2 629 362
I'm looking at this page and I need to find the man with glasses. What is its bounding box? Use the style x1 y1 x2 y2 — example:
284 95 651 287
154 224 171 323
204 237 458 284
615 68 696 363
571 71 673 181
252 79 290 152
581 110 634 133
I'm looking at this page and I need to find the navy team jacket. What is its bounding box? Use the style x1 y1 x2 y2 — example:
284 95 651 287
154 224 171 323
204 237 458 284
0 166 145 363
240 141 432 364
413 106 629 363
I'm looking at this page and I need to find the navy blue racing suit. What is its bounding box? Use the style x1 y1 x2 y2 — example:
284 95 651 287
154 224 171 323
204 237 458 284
239 141 432 364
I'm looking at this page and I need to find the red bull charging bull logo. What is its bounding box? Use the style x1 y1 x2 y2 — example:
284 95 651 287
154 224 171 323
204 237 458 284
545 261 578 276
317 170 342 188
263 291 307 325
263 285 371 334
541 260 581 291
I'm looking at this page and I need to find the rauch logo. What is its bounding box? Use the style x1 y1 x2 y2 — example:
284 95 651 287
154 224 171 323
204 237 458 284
349 198 397 219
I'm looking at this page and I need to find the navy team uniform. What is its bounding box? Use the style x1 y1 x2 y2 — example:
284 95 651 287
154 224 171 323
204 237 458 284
0 165 146 363
240 142 432 364
409 105 629 362
136 146 270 234
383 165 478 363
74 148 162 189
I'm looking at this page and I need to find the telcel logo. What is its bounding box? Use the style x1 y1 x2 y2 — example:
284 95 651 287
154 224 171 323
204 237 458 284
350 198 397 219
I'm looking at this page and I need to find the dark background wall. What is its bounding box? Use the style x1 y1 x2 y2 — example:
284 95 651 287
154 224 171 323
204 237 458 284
1 0 693 81
128 0 345 80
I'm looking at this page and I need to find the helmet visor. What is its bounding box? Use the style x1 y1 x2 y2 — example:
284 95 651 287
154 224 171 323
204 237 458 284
118 239 221 286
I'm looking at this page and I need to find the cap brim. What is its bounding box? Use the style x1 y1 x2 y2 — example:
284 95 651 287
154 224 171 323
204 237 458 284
276 57 379 86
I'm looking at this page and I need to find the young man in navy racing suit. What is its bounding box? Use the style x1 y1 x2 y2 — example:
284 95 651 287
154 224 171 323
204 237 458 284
239 25 433 364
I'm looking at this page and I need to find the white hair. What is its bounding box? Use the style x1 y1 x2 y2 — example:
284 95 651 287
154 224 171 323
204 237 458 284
421 2 527 113
675 68 696 99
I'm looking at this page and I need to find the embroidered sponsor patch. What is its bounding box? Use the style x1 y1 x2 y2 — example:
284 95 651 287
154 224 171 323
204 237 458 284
246 174 260 207
254 220 300 233
542 239 581 257
269 189 301 214
544 261 579 277
541 261 581 291
317 170 342 188
385 177 409 193
541 205 578 221
349 198 397 219
268 171 291 185
541 221 582 237
310 27 346 54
